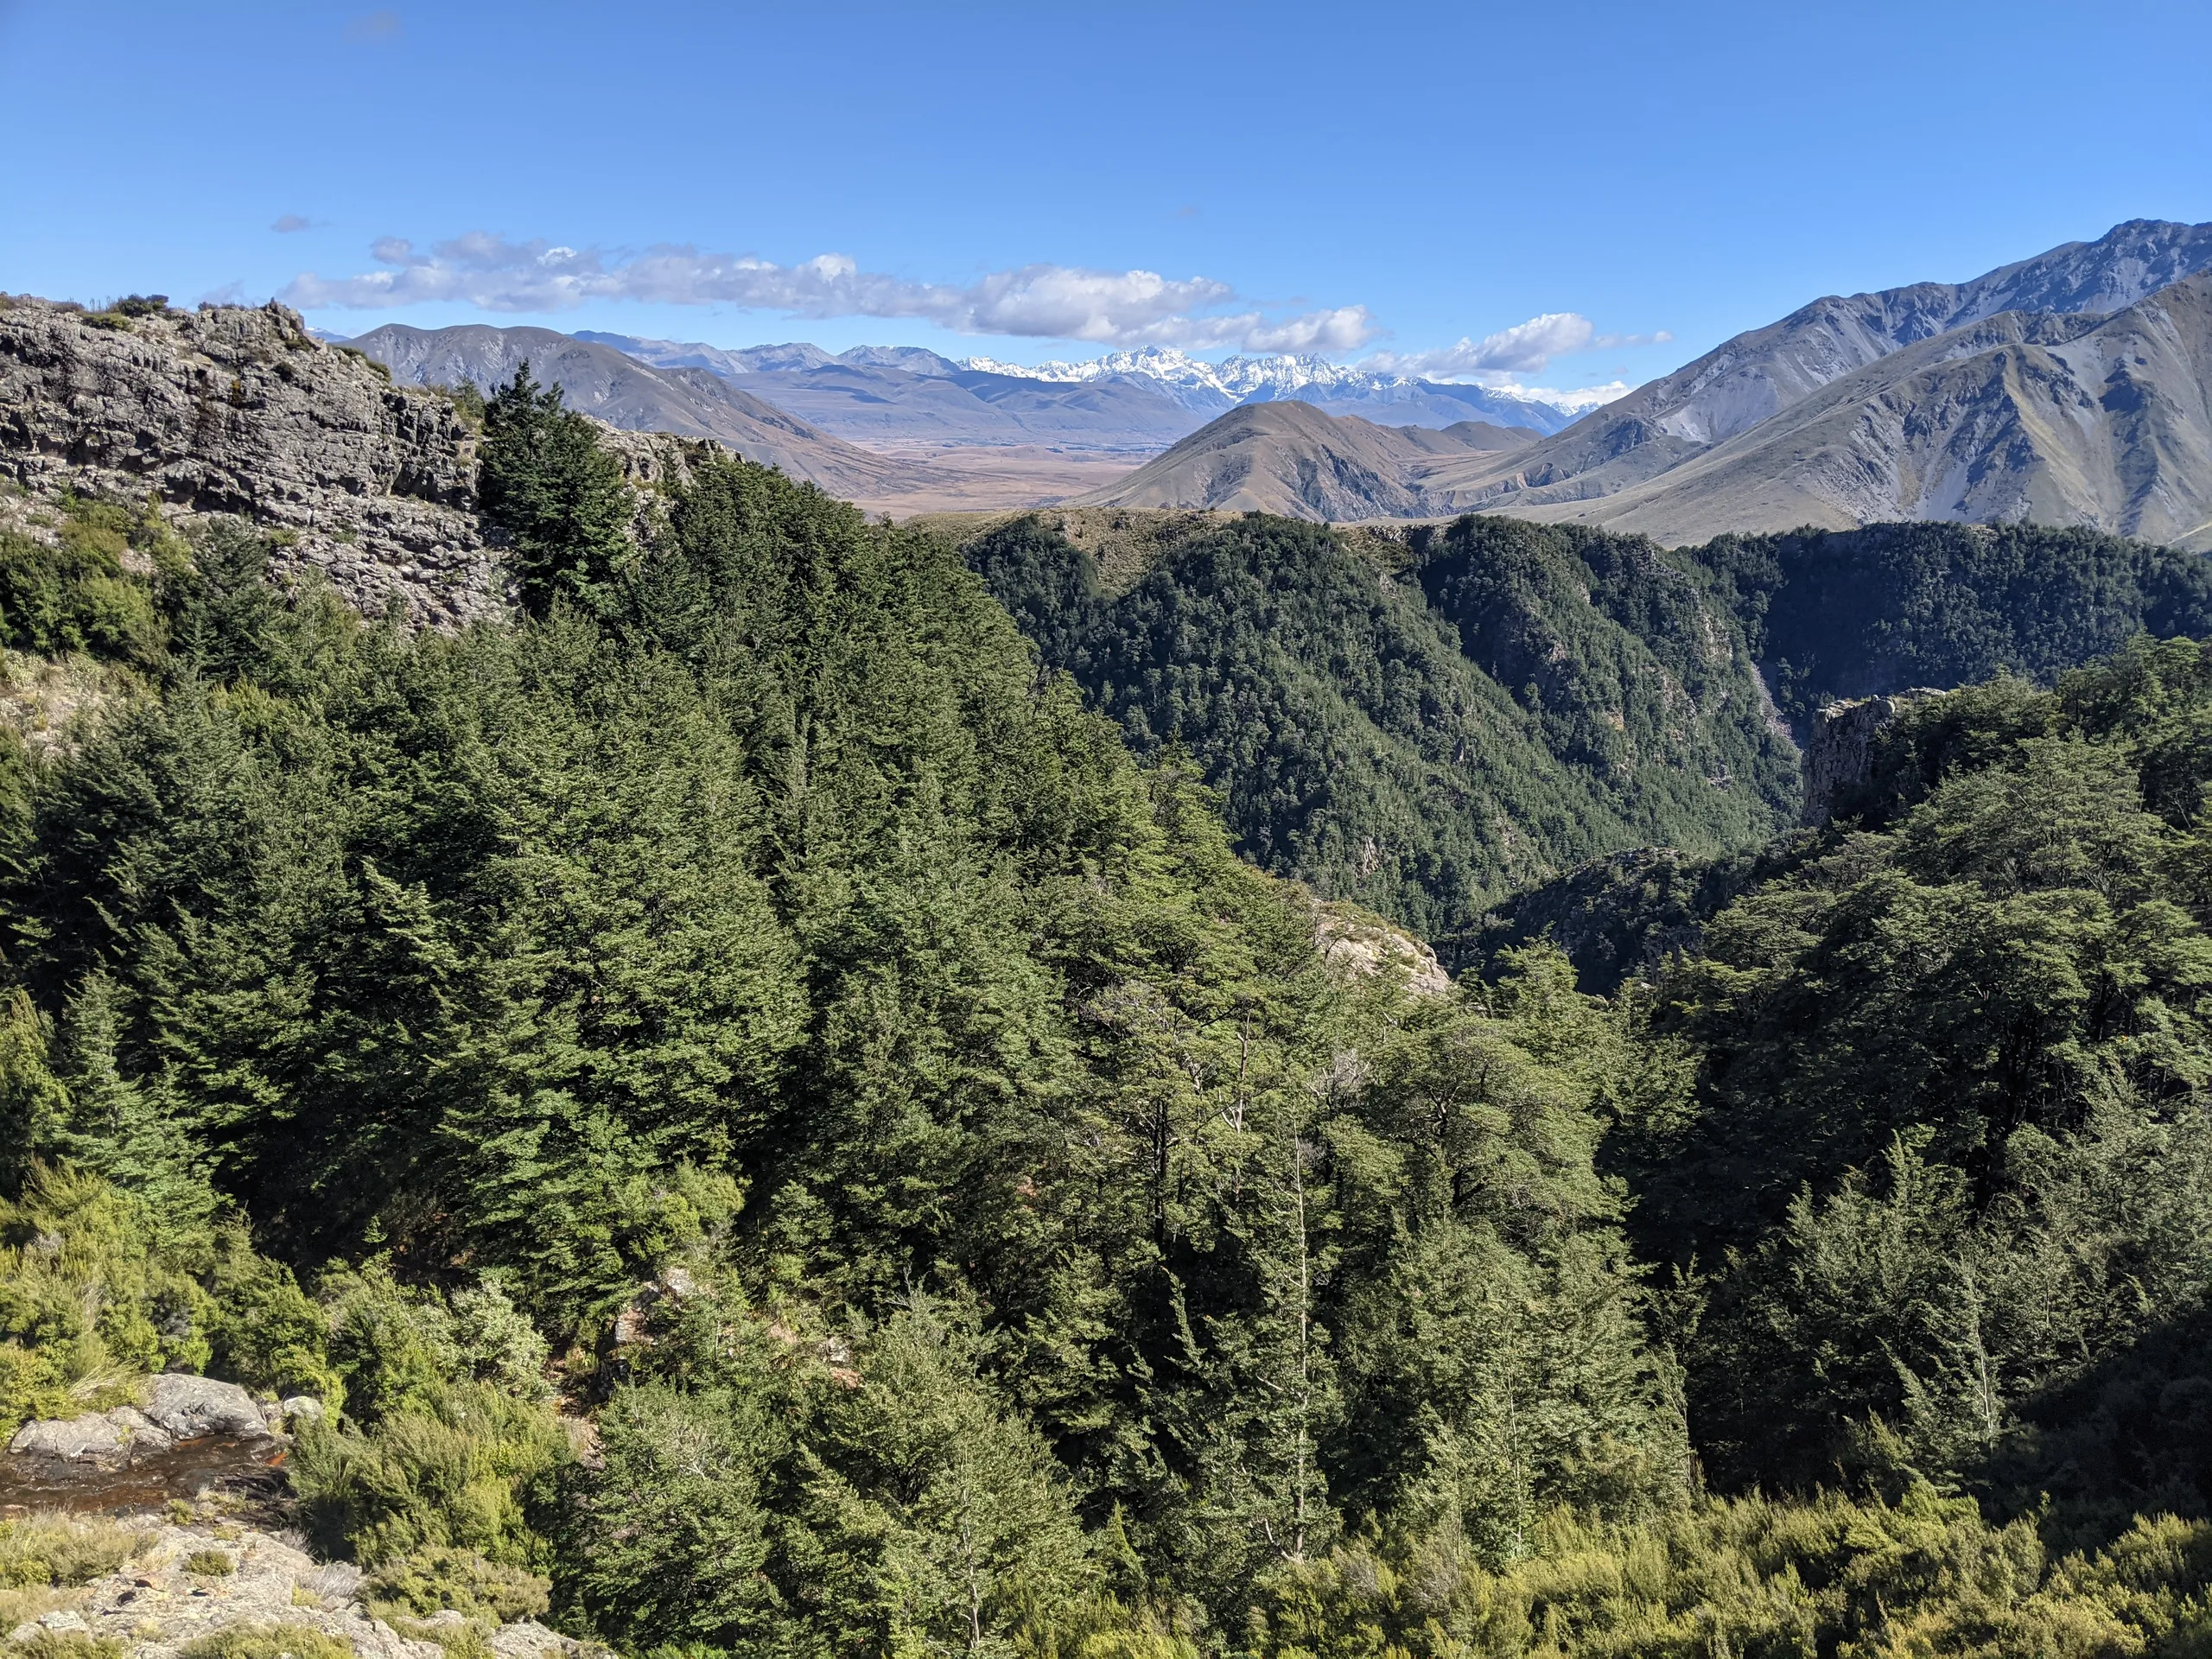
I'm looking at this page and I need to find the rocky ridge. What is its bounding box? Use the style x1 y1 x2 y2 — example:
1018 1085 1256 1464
0 296 500 626
4 1517 578 1659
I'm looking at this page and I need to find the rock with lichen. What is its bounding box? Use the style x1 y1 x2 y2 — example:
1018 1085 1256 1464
0 295 502 628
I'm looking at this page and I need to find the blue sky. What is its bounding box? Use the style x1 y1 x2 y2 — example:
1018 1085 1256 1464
5 0 2211 396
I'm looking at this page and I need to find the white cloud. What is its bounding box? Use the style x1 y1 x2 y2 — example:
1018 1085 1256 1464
282 232 1378 353
1505 380 1636 412
1366 314 1672 381
270 213 314 234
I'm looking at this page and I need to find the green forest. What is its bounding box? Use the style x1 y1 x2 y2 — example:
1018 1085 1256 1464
964 512 2212 947
1 378 2210 1658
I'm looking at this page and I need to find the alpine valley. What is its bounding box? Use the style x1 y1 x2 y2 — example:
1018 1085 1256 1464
0 213 2210 1659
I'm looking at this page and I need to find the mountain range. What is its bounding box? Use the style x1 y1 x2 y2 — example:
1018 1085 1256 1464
1074 401 1540 518
342 218 2212 544
346 327 1586 463
1101 218 2212 543
346 323 922 499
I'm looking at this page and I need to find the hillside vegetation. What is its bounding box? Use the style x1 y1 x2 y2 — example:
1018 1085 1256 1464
965 510 2212 945
966 512 1800 939
0 379 2208 1656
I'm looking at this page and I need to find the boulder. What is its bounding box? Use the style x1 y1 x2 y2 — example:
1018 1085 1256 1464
143 1373 272 1440
486 1620 581 1659
9 1413 133 1465
104 1405 176 1457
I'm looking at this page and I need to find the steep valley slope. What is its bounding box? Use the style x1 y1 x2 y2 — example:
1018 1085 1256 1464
1075 400 1540 518
1516 274 2212 547
961 508 2212 942
1461 217 2212 529
1070 218 2212 540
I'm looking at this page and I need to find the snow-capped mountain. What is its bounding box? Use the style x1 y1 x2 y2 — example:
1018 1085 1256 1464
963 346 1605 428
963 346 1372 406
563 332 1602 446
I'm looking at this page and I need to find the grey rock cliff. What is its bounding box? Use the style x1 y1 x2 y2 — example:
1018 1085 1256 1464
0 296 503 626
1801 690 1942 824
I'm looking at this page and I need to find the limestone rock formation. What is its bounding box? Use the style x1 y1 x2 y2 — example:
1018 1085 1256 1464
0 296 501 626
141 1375 274 1442
7 1377 281 1485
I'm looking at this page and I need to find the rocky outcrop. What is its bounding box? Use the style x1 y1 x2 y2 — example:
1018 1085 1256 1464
142 1375 275 1442
1313 901 1452 997
1801 690 1942 824
5 1518 582 1659
0 296 501 626
7 1377 276 1471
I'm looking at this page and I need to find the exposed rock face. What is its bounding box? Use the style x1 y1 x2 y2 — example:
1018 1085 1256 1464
1801 690 1942 824
7 1376 279 1483
0 296 503 626
9 1412 161 1466
142 1375 273 1442
1313 900 1452 997
5 1518 580 1659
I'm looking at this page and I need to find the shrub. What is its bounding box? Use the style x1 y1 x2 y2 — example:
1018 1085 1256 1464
179 1624 354 1659
0 1165 217 1440
365 1546 550 1622
289 1380 569 1567
204 1245 342 1409
185 1550 236 1578
3 1635 124 1659
0 1516 145 1588
0 499 167 664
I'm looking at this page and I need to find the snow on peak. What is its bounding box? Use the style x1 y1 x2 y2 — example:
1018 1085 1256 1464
959 346 1620 416
963 347 1395 400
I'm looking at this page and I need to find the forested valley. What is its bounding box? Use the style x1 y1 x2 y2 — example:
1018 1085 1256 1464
963 511 2212 946
1 372 2210 1658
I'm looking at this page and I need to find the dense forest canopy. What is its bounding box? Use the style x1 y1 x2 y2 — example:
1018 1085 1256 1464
0 383 2209 1657
965 511 2212 951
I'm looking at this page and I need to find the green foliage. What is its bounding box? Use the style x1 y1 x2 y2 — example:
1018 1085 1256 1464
0 1515 144 1588
969 512 2212 952
965 513 1797 939
177 1625 355 1659
1624 636 2212 1509
429 382 486 429
2 1637 124 1659
476 365 633 614
0 1165 215 1436
1230 1485 2212 1659
289 1379 569 1567
203 1246 343 1406
185 1548 237 1577
365 1547 550 1622
6 393 2208 1653
563 1294 1096 1657
0 499 168 664
1454 844 1796 995
1699 518 2212 731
